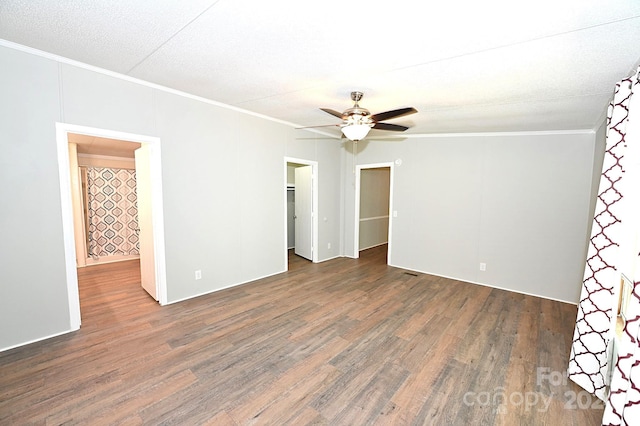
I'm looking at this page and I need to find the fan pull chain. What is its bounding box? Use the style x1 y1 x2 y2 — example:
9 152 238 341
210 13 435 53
353 140 358 174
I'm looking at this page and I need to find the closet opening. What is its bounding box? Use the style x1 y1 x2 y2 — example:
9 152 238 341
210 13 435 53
284 158 318 268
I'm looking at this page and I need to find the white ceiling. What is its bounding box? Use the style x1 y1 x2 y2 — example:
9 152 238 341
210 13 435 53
2 0 640 137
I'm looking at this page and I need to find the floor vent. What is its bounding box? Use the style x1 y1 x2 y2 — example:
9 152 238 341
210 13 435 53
403 272 419 277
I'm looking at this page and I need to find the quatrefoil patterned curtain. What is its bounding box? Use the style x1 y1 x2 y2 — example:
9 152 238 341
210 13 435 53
568 65 640 425
601 66 640 426
87 167 140 259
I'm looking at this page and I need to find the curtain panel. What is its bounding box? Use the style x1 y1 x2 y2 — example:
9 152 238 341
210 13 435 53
601 66 640 425
568 65 640 425
568 72 633 400
87 167 140 259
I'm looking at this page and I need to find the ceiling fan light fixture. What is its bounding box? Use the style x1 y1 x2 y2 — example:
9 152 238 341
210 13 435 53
341 123 371 141
316 91 417 141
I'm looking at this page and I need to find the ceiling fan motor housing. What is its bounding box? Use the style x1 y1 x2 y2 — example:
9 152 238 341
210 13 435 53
351 91 364 102
344 91 371 122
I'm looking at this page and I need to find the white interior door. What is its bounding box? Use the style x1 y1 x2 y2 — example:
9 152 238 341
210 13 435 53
134 145 157 300
294 166 313 260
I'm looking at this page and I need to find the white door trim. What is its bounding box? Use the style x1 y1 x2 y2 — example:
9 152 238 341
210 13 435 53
354 162 394 262
284 157 319 266
55 123 168 330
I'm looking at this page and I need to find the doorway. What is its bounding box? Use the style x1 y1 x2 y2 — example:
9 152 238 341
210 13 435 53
68 134 141 267
284 158 318 267
56 123 168 330
354 163 394 263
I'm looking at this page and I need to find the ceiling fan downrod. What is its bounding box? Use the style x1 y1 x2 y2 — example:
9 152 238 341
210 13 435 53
351 91 364 105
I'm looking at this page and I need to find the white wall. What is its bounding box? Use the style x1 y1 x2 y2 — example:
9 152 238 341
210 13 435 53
0 44 341 350
77 154 136 169
343 132 600 303
0 46 71 350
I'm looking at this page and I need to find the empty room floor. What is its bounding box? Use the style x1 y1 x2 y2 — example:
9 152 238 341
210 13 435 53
0 246 603 425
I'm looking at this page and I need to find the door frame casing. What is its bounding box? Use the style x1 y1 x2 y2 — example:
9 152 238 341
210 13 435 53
284 157 319 267
56 123 168 330
353 162 394 261
134 145 159 301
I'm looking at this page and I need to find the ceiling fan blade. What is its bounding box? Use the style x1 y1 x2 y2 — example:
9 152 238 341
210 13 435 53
370 107 417 122
320 108 345 119
372 122 409 132
295 124 340 129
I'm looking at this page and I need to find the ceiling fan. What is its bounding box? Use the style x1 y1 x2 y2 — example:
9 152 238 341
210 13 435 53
303 91 418 141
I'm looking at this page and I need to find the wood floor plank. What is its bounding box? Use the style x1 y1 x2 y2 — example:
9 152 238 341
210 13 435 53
388 332 462 423
230 364 340 425
0 246 604 425
332 361 409 425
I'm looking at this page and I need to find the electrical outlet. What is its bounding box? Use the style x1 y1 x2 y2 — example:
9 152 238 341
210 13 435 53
328 242 331 249
195 270 202 280
479 263 486 272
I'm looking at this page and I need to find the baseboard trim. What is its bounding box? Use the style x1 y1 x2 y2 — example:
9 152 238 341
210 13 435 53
359 242 388 251
318 254 342 262
166 269 288 305
1 327 77 353
388 262 578 305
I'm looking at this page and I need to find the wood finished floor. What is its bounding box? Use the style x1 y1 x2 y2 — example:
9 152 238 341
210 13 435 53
1 246 604 425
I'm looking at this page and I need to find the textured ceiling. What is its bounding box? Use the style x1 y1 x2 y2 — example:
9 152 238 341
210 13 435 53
2 0 640 137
